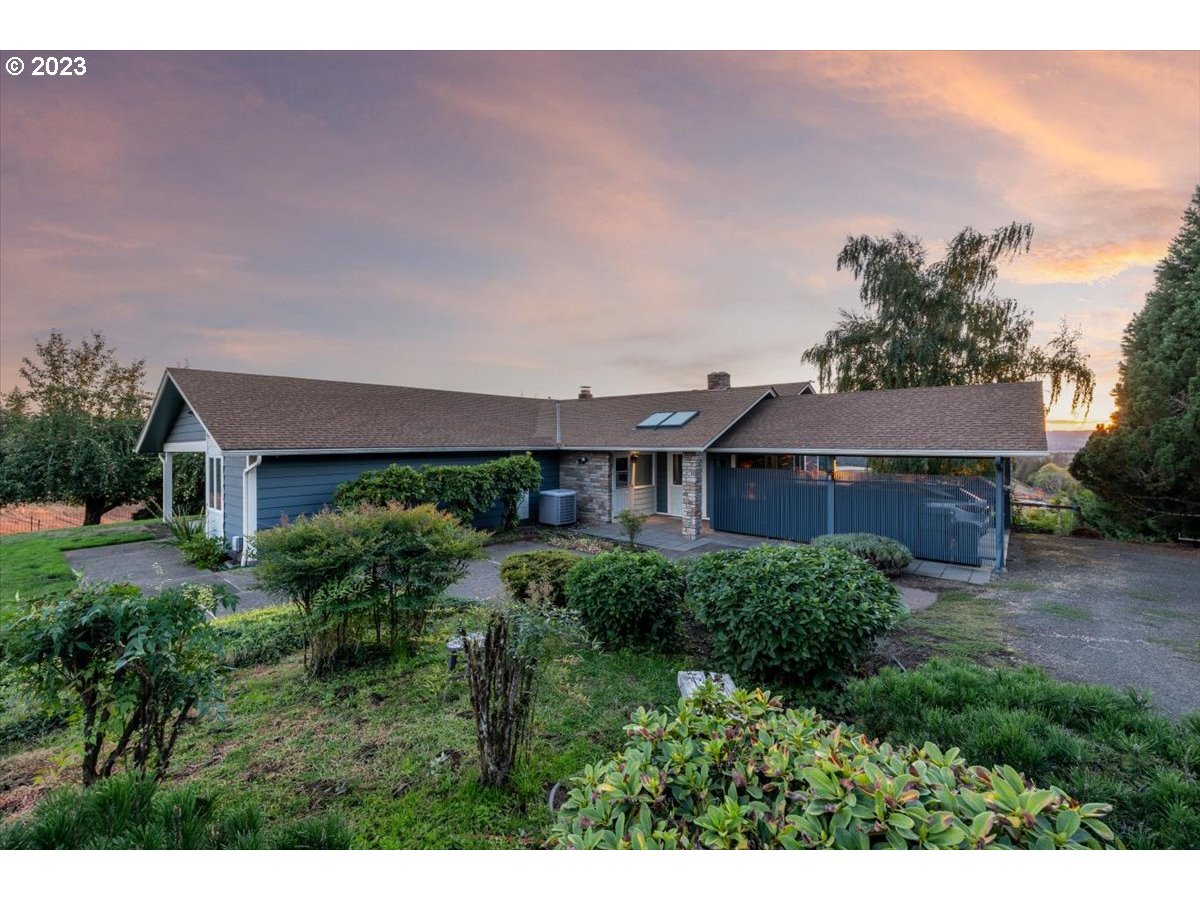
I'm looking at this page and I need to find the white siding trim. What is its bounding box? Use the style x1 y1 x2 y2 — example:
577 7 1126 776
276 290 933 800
164 440 206 453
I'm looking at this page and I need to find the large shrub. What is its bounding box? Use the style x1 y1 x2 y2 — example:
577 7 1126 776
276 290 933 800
810 532 913 575
333 454 543 530
498 549 580 607
253 504 484 673
549 683 1118 850
686 544 902 685
0 774 350 849
848 659 1200 849
1 582 234 784
563 550 683 650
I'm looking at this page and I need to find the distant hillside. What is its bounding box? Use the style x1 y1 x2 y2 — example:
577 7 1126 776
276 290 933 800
1047 430 1093 454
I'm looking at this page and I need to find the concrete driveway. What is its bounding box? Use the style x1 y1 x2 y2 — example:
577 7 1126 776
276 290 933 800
996 533 1200 717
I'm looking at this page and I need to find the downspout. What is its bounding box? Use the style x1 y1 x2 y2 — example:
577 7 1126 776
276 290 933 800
555 400 561 446
241 455 262 566
993 456 1005 574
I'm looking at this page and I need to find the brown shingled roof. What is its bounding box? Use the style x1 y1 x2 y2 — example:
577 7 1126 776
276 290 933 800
712 382 1047 455
164 369 559 451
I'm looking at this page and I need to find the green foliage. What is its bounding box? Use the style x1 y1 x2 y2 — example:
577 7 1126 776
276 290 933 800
498 549 580 606
0 774 350 849
333 453 544 530
564 550 683 650
253 504 484 674
212 605 305 668
179 532 227 570
0 330 158 525
686 544 902 686
549 682 1118 849
334 463 427 509
847 659 1200 849
810 532 913 575
1 582 234 784
614 508 648 547
0 524 156 605
166 513 204 543
1029 463 1078 494
802 223 1094 414
1072 187 1200 539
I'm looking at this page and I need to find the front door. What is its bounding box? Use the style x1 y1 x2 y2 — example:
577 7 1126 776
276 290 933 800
667 452 684 516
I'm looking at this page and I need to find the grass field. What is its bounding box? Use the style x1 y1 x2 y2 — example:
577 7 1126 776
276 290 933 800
0 522 159 607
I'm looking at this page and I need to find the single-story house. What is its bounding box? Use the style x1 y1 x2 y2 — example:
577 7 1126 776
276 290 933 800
135 368 1047 571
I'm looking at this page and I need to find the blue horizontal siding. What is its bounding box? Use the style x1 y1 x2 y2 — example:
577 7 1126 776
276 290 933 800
256 452 559 531
166 407 207 444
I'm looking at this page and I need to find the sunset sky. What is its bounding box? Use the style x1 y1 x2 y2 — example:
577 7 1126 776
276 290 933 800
2 51 1197 427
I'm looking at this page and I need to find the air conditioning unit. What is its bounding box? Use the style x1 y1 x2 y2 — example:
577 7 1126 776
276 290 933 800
538 489 577 526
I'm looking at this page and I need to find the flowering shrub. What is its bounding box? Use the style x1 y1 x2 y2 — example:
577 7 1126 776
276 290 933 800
549 683 1119 850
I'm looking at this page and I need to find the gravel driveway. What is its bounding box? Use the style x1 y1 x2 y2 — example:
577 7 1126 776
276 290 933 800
996 533 1200 717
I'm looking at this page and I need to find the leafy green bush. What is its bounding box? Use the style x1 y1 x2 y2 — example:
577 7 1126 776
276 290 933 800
1 582 234 784
686 544 902 686
564 550 683 650
212 605 305 667
614 508 648 547
166 514 204 543
179 532 227 570
333 454 543 530
498 549 580 606
0 669 67 753
333 463 428 509
810 532 913 575
549 683 1118 849
0 774 351 849
254 504 484 673
847 658 1200 849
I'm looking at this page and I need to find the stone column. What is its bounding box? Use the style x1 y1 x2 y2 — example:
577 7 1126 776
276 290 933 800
681 451 703 539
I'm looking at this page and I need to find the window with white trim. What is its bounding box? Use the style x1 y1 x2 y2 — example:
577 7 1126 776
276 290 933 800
207 457 223 511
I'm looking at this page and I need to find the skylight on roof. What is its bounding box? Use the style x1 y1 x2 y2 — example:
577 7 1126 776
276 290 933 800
636 410 698 429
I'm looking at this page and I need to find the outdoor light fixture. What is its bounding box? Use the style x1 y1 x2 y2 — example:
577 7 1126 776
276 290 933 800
630 451 640 460
577 457 588 464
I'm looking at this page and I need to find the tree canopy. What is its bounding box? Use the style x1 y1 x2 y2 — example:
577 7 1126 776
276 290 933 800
1071 187 1200 538
0 330 158 525
802 222 1095 415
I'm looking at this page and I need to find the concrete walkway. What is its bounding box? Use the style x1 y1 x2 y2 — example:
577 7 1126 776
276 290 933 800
64 541 276 616
578 515 991 583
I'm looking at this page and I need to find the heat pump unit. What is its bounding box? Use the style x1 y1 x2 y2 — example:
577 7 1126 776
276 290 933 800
538 489 577 526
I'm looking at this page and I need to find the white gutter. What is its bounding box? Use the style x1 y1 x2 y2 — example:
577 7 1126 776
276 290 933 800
712 447 1048 457
240 455 262 566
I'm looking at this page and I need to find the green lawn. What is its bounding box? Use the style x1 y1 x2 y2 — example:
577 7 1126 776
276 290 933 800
0 522 159 606
4 604 687 848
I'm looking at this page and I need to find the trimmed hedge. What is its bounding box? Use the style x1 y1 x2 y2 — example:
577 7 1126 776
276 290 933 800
549 683 1118 849
498 549 581 607
563 550 683 650
810 532 913 575
686 544 902 685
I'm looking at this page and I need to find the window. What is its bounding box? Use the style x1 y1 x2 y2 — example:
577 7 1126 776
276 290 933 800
672 454 683 486
614 456 629 488
207 456 223 511
636 412 672 428
634 455 654 486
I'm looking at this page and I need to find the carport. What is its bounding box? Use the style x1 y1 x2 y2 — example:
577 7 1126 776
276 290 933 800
706 382 1049 573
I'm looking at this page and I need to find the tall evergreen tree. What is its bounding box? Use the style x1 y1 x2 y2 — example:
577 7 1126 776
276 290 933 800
1071 188 1200 538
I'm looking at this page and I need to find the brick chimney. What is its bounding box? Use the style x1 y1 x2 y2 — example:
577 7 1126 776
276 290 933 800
578 385 593 400
706 371 731 390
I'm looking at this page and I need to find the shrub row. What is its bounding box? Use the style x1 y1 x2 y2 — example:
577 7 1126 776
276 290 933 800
332 454 543 529
549 682 1118 849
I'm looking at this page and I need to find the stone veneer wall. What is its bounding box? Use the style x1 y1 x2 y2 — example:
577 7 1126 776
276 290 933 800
557 451 612 524
681 451 704 539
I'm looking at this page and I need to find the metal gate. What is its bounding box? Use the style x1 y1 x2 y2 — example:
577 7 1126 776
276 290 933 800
710 468 995 566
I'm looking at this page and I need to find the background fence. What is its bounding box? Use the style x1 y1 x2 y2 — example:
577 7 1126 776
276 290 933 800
0 503 141 535
710 467 998 566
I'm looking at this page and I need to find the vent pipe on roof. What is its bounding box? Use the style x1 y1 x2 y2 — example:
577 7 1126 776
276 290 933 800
707 371 731 390
578 386 593 400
